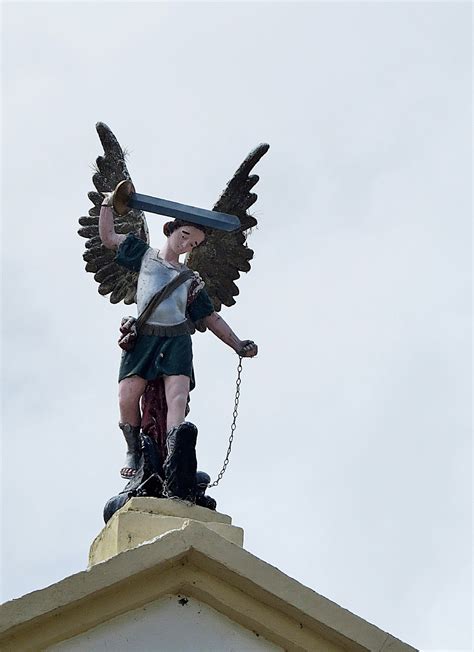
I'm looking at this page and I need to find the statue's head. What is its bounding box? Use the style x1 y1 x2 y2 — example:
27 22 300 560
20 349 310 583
163 220 208 254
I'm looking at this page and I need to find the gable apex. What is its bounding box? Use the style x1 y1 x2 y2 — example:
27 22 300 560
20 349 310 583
0 506 417 652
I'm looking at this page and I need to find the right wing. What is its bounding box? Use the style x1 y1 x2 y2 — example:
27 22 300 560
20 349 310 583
78 122 149 304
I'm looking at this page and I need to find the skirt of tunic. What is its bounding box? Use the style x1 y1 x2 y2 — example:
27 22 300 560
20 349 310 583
118 333 195 390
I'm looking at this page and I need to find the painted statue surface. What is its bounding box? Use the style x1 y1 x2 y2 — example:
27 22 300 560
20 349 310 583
78 123 269 519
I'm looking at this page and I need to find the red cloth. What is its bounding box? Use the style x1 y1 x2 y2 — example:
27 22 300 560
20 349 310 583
140 378 168 471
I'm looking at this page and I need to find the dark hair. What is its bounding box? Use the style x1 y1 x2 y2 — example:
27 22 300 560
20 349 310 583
163 219 210 239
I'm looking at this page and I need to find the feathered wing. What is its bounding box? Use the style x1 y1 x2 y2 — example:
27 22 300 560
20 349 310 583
186 143 270 321
78 122 149 304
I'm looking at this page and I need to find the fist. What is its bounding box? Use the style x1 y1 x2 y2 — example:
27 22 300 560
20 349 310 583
238 340 258 357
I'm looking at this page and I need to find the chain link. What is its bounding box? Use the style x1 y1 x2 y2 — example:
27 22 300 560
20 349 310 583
208 356 243 488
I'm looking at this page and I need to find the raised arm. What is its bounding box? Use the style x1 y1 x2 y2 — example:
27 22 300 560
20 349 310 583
99 202 126 251
203 312 258 357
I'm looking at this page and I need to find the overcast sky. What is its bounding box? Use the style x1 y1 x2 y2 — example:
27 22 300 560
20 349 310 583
1 2 471 651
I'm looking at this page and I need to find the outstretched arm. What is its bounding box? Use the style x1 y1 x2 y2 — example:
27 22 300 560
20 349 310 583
99 203 126 251
203 312 258 357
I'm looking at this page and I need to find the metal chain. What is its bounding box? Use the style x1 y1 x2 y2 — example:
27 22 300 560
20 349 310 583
208 356 243 488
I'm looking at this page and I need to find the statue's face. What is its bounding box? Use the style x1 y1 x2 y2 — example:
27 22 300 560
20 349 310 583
169 225 206 255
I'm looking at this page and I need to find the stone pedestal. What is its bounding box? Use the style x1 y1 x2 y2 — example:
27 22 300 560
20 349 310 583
89 498 244 567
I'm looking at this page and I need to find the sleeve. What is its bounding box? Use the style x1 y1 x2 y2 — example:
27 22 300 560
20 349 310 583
115 233 149 272
187 288 215 324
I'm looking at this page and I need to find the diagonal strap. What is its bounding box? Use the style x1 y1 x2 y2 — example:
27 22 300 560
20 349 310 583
136 269 195 332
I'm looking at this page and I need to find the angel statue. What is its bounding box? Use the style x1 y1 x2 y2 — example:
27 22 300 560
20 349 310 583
78 123 269 518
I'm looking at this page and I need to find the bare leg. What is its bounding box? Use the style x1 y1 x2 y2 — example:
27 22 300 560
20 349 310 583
118 376 148 426
163 375 190 431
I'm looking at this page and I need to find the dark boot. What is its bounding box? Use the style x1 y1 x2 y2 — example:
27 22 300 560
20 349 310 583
195 471 217 511
163 422 198 501
119 423 141 479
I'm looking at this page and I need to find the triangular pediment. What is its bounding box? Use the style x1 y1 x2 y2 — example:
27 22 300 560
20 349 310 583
0 517 417 652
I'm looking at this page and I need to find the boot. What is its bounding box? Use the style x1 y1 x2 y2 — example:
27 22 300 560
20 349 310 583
119 423 141 479
163 422 198 501
195 471 217 511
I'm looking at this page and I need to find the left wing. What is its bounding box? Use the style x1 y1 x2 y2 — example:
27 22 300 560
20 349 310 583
186 143 269 317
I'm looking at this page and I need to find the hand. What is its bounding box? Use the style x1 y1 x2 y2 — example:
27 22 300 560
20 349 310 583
238 340 258 357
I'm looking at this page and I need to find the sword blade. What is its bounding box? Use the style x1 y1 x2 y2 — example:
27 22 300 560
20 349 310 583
128 193 240 232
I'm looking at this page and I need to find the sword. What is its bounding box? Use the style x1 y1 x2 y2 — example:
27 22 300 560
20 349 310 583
111 180 240 233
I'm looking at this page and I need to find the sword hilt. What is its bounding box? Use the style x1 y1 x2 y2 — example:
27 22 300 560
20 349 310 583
110 180 136 216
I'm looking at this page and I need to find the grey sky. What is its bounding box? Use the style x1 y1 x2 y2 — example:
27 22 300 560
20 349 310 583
1 2 471 651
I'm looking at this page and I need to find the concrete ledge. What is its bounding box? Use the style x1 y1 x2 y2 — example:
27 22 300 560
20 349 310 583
120 497 232 524
89 498 243 566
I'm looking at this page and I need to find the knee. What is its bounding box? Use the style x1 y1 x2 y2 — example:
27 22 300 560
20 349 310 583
168 391 188 410
118 383 129 408
118 379 145 410
118 388 130 413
